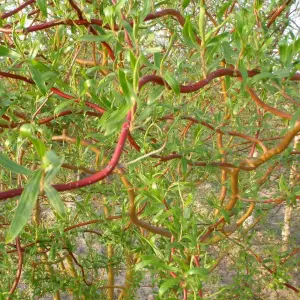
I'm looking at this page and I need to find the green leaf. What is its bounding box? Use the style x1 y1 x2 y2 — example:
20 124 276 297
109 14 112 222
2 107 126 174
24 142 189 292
279 42 288 65
115 0 126 13
0 46 21 59
0 153 33 176
0 106 9 118
133 55 142 93
31 137 47 158
129 51 137 68
135 256 178 272
48 244 58 261
182 0 191 9
217 2 232 23
37 0 47 17
54 100 74 115
148 86 165 104
44 151 64 184
155 0 172 7
118 69 130 101
220 209 230 223
199 3 206 43
28 63 47 95
279 175 289 192
238 59 248 81
160 33 177 72
19 124 47 158
154 52 162 69
144 47 163 54
6 170 43 243
44 185 66 217
80 34 114 42
181 157 188 176
99 104 131 136
159 278 181 297
236 11 245 38
207 32 229 47
140 0 151 22
183 17 197 48
164 72 180 95
294 38 300 52
186 267 209 277
289 108 300 129
222 42 235 64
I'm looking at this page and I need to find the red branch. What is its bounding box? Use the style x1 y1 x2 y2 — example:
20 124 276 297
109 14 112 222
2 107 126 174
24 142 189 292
0 67 299 200
267 0 293 28
1 0 35 19
1 9 196 34
25 19 117 32
138 69 300 93
145 9 201 44
68 0 84 20
0 110 131 200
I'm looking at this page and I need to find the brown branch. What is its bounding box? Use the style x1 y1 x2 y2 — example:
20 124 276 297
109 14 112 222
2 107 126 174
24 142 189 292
7 237 23 299
61 163 95 175
225 168 240 211
267 0 293 28
245 86 292 120
67 250 92 286
281 248 300 264
240 122 300 171
118 170 171 238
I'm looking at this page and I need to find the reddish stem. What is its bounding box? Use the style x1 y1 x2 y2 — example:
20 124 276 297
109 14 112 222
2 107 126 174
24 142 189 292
138 69 300 93
183 288 188 300
8 237 23 297
267 0 293 28
1 0 35 19
0 110 131 200
68 0 83 20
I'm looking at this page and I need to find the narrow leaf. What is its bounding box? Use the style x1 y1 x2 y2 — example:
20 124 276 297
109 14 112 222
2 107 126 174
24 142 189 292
159 278 181 297
182 0 191 9
164 72 180 95
37 0 48 17
118 69 130 101
44 185 66 217
144 47 163 54
279 42 288 65
19 124 47 158
0 46 21 58
279 175 289 192
54 100 74 115
6 170 43 243
80 34 114 42
199 4 206 43
183 17 197 48
30 137 47 158
44 151 64 185
28 63 47 95
290 108 300 129
0 153 33 176
186 267 209 277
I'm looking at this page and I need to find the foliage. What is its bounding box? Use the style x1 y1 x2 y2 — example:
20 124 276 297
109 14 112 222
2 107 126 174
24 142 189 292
0 0 299 299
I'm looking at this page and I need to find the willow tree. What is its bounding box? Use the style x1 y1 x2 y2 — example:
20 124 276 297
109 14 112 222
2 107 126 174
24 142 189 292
0 0 299 299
